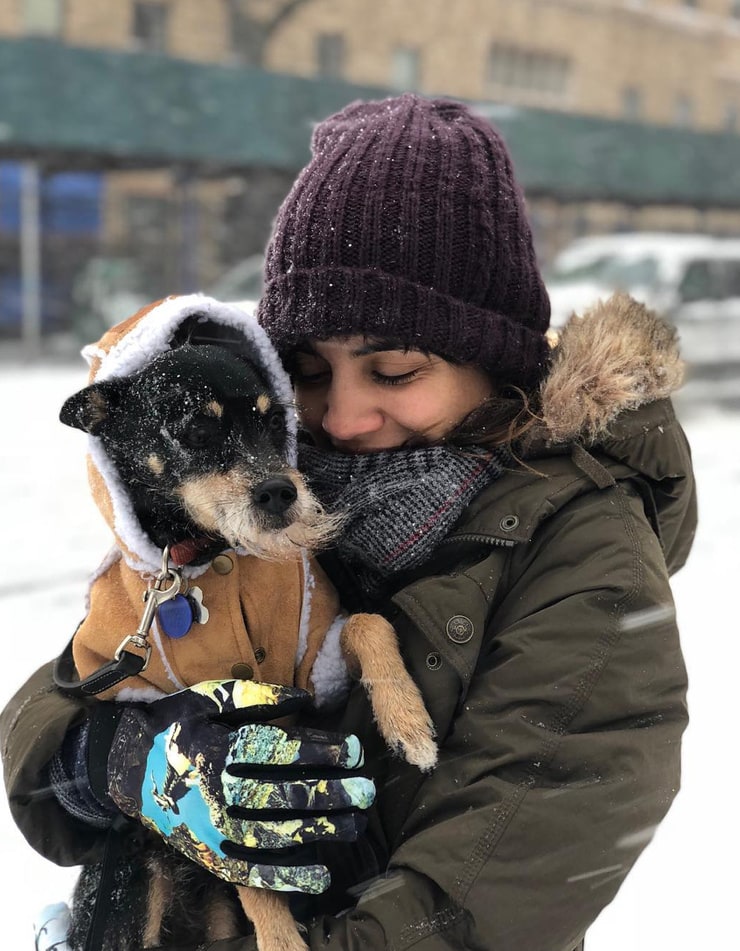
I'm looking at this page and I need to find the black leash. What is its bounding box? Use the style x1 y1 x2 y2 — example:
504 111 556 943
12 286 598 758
53 636 147 697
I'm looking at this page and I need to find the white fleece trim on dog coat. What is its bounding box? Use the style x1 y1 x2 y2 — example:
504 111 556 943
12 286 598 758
309 613 350 709
84 545 122 612
116 684 168 703
81 344 106 366
295 549 314 670
85 294 298 576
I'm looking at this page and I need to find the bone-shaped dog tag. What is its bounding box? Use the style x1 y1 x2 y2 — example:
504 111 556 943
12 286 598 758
188 586 209 624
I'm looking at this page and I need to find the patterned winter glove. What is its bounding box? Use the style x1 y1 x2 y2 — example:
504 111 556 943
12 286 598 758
91 680 374 893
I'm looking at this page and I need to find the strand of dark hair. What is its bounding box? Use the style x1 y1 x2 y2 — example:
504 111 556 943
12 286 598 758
445 385 541 456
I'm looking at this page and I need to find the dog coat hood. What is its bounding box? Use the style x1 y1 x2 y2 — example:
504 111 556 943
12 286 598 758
81 294 298 576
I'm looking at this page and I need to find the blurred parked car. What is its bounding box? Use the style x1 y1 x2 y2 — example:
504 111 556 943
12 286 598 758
546 232 740 367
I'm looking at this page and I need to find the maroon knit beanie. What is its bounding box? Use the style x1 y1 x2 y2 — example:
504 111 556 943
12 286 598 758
258 94 551 389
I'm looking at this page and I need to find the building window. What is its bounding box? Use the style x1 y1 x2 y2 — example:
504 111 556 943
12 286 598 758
132 2 169 53
622 86 643 120
674 93 694 127
391 46 421 90
486 44 571 103
316 33 345 79
23 0 63 36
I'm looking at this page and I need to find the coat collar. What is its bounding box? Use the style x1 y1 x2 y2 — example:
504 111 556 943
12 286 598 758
446 293 687 548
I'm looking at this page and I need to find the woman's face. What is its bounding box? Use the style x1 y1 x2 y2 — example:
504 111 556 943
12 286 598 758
292 336 495 452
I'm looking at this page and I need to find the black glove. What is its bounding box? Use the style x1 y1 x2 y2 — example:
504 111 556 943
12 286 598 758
89 680 374 893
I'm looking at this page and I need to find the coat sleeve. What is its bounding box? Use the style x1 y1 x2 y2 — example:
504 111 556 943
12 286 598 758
290 480 690 950
0 662 107 866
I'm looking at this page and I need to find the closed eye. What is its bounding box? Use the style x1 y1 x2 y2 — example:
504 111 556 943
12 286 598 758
293 368 421 386
266 409 286 432
372 369 422 385
292 368 330 386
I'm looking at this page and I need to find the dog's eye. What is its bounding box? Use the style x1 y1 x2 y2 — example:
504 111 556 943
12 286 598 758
182 416 221 449
267 410 285 433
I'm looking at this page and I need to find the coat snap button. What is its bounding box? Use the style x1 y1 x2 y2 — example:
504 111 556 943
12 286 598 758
446 615 474 644
212 554 234 575
231 663 254 680
499 514 519 532
254 648 266 664
426 652 442 670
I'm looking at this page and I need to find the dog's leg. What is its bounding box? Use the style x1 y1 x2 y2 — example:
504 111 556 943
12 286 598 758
205 882 241 941
236 886 307 951
142 856 172 949
340 614 438 771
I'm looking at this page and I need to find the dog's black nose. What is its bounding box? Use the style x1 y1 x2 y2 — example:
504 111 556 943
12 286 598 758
252 477 298 516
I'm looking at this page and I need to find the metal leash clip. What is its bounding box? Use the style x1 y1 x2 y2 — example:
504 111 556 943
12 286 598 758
114 546 183 669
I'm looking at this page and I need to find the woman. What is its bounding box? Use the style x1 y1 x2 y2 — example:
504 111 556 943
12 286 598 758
2 95 694 950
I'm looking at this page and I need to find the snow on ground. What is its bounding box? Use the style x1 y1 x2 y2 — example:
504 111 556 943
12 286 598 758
1 356 738 949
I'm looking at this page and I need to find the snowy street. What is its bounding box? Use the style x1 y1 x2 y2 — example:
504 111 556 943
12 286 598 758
1 355 738 950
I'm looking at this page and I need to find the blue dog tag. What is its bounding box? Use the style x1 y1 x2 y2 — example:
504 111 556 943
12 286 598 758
158 594 195 639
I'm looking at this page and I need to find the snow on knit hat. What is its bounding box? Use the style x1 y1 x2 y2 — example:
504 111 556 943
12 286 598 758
258 93 551 389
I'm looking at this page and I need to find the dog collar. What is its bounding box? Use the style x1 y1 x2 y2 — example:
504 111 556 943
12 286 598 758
170 536 215 566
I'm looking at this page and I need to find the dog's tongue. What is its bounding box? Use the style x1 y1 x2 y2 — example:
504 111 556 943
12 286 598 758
170 537 215 566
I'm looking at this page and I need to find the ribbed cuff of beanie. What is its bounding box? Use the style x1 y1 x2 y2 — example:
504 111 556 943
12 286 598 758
260 266 551 390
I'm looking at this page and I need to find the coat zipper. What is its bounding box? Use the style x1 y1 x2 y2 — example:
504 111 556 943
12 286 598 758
438 533 517 549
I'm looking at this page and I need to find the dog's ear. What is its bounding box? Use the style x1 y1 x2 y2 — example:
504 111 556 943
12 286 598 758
59 380 125 434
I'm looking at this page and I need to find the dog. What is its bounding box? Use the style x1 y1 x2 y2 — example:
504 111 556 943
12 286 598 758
59 299 437 951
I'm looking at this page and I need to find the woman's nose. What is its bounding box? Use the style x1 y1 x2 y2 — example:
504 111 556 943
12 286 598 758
321 384 383 442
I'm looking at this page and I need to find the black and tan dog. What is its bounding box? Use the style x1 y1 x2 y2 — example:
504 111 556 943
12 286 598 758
60 295 437 951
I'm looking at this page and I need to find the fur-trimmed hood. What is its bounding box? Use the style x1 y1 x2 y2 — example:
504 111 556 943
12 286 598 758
538 292 684 446
78 294 297 576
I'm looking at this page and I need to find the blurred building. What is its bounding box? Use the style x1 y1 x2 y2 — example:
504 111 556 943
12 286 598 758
268 0 740 135
2 1 737 131
1 0 740 339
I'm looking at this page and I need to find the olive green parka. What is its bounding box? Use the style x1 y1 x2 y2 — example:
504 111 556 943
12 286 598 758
1 295 695 951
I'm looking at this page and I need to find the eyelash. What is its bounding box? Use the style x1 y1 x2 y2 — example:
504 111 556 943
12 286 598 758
294 368 421 386
293 370 329 386
372 369 421 386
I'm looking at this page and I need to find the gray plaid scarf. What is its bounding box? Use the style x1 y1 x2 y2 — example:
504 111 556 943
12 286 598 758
298 443 508 595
